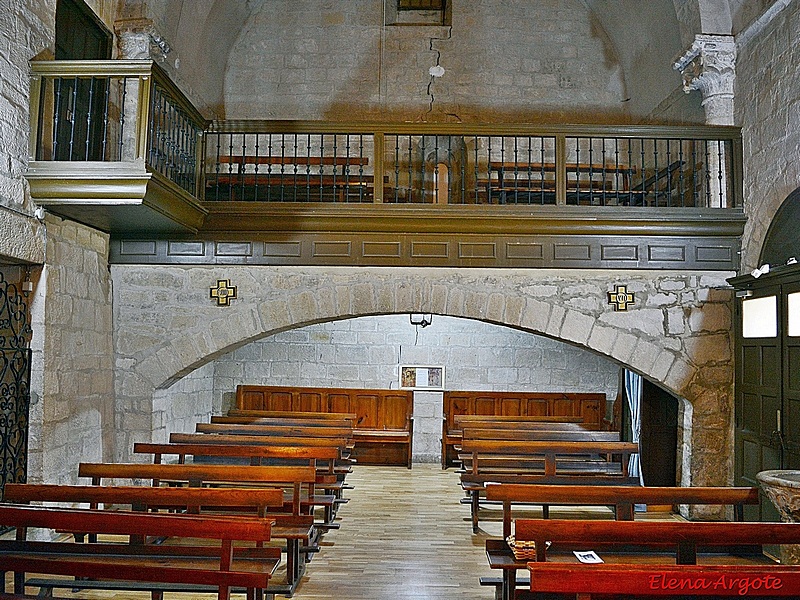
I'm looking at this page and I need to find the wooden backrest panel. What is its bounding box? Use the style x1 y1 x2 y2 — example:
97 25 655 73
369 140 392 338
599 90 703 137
170 432 351 448
235 385 412 431
4 483 284 508
134 442 341 461
515 518 800 548
0 504 272 541
527 563 800 597
78 462 317 484
443 391 606 432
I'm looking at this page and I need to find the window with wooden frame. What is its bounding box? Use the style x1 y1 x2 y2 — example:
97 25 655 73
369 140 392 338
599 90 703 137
386 0 450 26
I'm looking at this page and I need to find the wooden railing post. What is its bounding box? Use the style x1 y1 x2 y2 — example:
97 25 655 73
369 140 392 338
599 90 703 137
555 134 567 205
373 131 384 203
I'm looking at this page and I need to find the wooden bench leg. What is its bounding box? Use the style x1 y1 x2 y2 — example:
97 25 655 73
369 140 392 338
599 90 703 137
472 490 480 533
503 568 516 600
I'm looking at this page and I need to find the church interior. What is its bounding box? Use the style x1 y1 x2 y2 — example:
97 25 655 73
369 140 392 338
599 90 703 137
1 0 800 598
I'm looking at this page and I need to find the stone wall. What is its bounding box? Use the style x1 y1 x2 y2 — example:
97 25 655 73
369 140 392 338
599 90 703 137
225 0 628 122
0 0 49 264
34 214 114 484
112 265 734 486
200 314 620 462
736 1 800 271
153 361 214 445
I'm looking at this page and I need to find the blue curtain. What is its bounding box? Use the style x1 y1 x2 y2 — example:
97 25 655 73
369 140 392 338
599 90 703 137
624 369 644 486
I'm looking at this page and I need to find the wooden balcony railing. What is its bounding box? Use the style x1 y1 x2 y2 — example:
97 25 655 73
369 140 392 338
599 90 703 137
204 121 743 209
29 60 205 197
25 60 744 247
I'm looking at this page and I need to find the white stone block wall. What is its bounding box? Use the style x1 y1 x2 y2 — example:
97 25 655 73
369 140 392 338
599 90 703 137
198 314 621 463
33 215 114 484
152 362 214 446
736 0 800 271
115 265 735 486
225 0 627 121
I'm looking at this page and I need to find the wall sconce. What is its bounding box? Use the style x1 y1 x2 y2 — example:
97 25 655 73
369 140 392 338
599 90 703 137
410 313 433 328
735 289 753 298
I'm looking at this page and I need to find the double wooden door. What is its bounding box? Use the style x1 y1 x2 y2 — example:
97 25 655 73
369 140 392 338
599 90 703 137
733 269 800 522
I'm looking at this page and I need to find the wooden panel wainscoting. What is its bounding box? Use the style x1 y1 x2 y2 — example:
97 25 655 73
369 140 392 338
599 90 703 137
235 385 413 468
441 390 608 468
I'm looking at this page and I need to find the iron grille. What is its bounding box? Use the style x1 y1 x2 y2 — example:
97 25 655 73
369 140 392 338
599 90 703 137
0 271 32 501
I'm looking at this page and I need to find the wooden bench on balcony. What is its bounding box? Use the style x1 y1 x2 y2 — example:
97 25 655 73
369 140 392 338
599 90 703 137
207 155 376 202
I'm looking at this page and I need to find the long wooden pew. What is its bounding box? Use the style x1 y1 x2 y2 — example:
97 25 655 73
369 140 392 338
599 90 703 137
134 441 351 521
459 439 640 532
487 483 760 536
482 484 760 600
0 504 278 600
504 519 799 600
76 463 320 592
524 563 800 599
235 385 414 468
228 409 357 421
171 431 352 451
442 391 607 467
195 422 355 440
4 483 289 595
460 428 619 442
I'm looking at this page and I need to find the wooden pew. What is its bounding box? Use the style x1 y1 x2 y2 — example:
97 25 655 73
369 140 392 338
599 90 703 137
134 441 351 520
171 431 352 451
482 484 760 600
0 504 278 600
459 439 640 532
195 422 355 439
76 462 321 592
209 155 375 203
235 385 414 468
228 408 357 421
503 519 800 600
486 483 760 537
211 415 355 427
524 563 800 599
2 483 295 596
442 391 607 468
460 428 620 442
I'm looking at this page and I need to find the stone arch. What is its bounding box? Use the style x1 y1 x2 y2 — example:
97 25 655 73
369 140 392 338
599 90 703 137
113 266 733 486
759 186 800 268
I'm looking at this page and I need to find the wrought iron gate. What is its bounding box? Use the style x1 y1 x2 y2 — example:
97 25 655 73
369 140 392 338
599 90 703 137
0 270 32 500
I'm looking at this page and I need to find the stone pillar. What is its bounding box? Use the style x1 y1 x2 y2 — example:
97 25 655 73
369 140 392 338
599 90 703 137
673 35 736 208
673 34 736 126
113 19 172 161
114 18 171 61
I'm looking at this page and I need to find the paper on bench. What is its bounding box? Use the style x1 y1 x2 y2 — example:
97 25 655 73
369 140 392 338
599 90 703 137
573 550 604 564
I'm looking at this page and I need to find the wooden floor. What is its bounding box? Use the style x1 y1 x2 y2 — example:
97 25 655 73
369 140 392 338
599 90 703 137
8 463 684 599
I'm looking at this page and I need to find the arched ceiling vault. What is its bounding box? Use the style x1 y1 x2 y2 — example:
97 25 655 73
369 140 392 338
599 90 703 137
125 0 769 120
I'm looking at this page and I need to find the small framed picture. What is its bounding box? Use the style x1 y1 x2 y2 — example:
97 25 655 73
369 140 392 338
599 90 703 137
400 365 444 389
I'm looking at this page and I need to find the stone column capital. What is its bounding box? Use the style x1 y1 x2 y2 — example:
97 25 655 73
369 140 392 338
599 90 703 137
673 34 736 125
114 18 171 61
